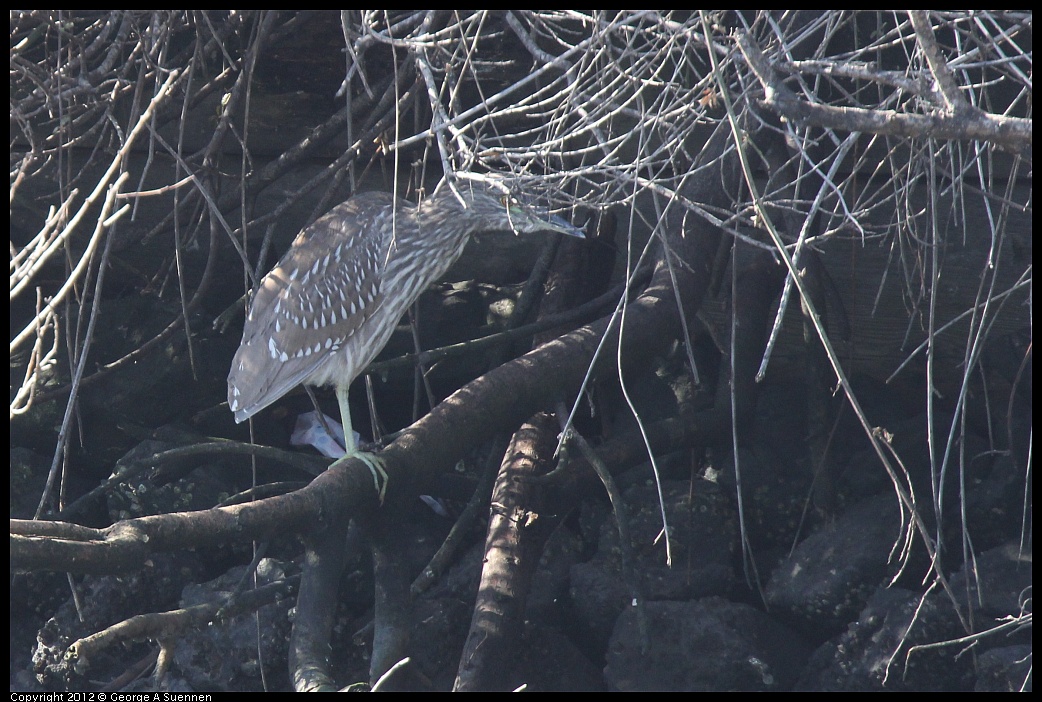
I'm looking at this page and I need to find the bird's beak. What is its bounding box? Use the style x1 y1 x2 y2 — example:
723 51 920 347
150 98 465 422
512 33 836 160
545 213 586 238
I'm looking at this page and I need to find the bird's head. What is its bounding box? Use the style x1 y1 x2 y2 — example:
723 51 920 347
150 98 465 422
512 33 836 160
429 180 584 239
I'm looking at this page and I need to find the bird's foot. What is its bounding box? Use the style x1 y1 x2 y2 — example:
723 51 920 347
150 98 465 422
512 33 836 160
332 449 388 504
358 451 388 504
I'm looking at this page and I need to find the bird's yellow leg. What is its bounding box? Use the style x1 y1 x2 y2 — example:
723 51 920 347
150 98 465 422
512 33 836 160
336 383 388 504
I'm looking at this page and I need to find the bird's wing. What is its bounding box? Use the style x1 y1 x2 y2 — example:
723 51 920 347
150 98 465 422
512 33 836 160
228 194 396 422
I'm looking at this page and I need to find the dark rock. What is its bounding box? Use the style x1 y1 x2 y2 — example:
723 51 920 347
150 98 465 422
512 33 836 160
605 597 809 691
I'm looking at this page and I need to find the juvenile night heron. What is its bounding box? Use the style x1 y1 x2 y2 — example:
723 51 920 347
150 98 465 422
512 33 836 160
228 181 582 499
